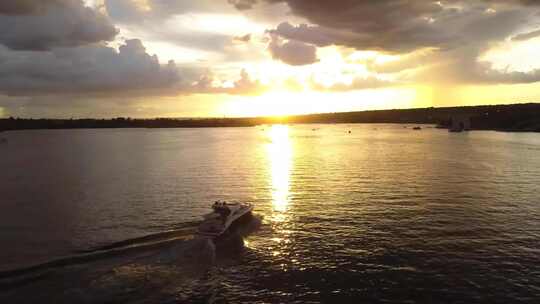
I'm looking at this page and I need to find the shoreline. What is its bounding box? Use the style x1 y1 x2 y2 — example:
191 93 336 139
1 103 539 133
1 123 539 133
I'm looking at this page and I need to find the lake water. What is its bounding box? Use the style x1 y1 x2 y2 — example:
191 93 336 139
1 125 540 303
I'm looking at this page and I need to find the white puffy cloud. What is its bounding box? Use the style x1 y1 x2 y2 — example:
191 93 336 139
0 39 181 96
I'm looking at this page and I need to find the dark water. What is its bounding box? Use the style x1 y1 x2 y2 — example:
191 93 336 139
1 125 540 303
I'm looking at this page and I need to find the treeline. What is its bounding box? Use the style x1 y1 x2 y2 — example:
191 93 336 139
0 117 260 131
287 103 540 131
1 103 539 132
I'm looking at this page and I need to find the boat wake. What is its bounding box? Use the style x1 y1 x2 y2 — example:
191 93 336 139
0 213 262 303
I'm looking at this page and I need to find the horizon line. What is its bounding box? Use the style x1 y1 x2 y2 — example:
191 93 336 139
1 102 539 121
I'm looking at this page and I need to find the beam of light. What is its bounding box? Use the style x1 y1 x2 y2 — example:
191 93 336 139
266 125 292 213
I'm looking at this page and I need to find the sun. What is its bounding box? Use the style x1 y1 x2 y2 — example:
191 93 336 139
220 86 424 118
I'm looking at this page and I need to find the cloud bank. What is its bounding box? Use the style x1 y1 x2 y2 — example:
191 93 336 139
2 0 540 117
267 34 318 66
0 39 180 96
0 0 117 51
256 0 540 84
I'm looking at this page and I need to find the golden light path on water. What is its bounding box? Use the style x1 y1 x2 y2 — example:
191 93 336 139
266 125 292 213
265 125 295 265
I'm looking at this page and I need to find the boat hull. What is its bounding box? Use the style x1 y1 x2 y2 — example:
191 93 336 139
197 203 253 237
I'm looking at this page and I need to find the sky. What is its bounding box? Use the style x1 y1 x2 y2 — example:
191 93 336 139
1 0 540 118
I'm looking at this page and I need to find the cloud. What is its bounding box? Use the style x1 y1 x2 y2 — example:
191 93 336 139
267 34 318 66
264 2 537 53
252 1 540 84
310 76 394 92
511 28 540 41
0 0 70 15
228 0 257 11
358 48 440 74
103 0 233 23
101 0 253 60
233 33 252 43
0 0 117 51
397 45 540 85
0 39 181 96
268 22 335 47
191 69 267 95
3 0 540 118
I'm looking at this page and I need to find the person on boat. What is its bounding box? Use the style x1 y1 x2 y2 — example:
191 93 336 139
213 201 231 219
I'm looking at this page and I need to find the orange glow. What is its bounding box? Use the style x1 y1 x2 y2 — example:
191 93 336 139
221 87 421 117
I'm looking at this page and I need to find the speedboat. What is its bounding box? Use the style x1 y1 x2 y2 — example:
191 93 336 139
197 201 253 237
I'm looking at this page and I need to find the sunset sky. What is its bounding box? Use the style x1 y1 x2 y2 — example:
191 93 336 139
1 0 540 118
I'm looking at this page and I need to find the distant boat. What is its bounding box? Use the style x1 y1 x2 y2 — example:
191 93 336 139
413 126 422 130
197 201 253 237
449 115 471 132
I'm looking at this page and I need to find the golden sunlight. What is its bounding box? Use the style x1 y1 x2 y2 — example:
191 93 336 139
132 0 152 12
222 88 422 117
267 125 292 212
482 37 540 72
169 13 266 36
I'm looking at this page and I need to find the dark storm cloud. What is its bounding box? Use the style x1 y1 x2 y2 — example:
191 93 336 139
262 1 536 52
0 40 181 96
267 34 318 66
0 38 265 97
243 0 540 84
0 0 70 15
0 0 117 51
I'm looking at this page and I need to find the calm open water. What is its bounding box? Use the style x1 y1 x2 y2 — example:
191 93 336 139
1 124 540 303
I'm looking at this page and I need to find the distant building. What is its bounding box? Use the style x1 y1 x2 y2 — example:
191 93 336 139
450 115 471 132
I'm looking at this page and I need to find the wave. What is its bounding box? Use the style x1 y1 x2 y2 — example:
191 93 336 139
76 221 200 254
0 229 193 282
0 214 262 290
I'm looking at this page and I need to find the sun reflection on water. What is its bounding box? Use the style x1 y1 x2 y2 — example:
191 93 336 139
266 125 292 213
264 125 295 270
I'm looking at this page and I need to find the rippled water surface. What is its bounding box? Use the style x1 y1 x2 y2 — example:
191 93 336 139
1 125 540 303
